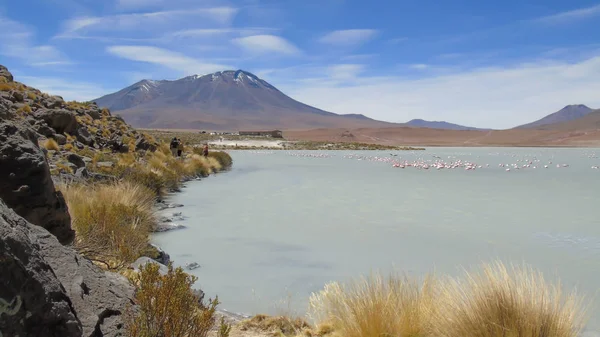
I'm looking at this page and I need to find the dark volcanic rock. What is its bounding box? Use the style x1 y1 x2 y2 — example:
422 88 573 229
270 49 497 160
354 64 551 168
76 127 95 146
0 65 13 82
11 90 24 103
0 120 74 245
43 95 65 109
53 134 67 145
0 200 82 337
67 153 86 169
36 223 136 337
0 200 136 337
35 123 56 137
135 135 157 152
36 109 78 134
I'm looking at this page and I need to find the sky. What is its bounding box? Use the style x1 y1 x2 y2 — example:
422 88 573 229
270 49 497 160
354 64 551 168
1 0 600 129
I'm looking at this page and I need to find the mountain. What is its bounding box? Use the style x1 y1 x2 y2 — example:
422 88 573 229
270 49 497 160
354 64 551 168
515 104 594 129
536 108 600 131
406 119 489 131
93 70 396 131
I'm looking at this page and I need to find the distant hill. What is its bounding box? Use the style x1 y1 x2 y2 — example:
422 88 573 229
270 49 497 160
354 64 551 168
406 119 489 131
515 104 594 129
93 70 397 131
536 108 600 131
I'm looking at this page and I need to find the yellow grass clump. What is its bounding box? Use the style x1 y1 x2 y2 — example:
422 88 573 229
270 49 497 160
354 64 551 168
308 262 589 337
239 314 312 336
42 138 60 151
59 181 157 268
125 262 220 337
309 273 437 337
431 261 589 337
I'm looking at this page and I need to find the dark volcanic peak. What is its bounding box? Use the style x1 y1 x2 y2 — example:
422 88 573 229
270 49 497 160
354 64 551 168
515 104 594 129
93 69 396 130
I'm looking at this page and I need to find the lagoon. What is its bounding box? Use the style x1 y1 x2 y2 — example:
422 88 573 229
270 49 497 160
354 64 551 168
153 148 600 335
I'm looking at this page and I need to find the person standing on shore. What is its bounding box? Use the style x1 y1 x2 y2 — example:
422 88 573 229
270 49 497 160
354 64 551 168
177 139 184 157
203 143 209 157
170 137 178 157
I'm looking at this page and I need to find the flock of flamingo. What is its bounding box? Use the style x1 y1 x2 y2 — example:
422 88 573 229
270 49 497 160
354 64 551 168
243 150 600 171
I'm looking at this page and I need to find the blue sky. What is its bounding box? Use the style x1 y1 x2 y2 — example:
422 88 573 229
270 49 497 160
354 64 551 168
1 0 600 128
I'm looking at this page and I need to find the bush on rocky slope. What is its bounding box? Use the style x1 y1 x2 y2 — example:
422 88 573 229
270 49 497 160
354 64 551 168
125 262 220 337
59 181 157 269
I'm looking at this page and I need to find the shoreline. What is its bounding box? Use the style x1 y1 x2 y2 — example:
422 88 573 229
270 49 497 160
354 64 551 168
149 166 253 326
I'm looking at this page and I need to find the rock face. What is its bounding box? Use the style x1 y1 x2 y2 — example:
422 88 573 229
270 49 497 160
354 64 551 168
0 200 136 337
36 222 136 337
36 109 78 134
0 200 83 337
0 120 74 245
0 65 12 81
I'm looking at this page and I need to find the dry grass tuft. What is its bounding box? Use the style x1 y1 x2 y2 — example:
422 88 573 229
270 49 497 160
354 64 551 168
240 314 312 336
125 262 220 337
309 272 437 337
42 138 60 151
59 181 157 268
431 261 589 337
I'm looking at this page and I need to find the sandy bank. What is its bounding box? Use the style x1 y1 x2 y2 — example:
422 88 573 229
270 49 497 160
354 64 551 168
208 139 286 148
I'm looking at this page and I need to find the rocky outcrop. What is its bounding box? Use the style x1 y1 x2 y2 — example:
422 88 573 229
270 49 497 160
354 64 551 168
0 120 74 245
36 109 78 134
0 199 136 337
0 200 82 337
0 65 12 82
36 222 136 337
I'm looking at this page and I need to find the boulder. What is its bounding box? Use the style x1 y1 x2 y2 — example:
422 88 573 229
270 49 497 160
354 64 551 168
66 153 86 169
36 221 136 337
53 134 67 145
76 127 95 146
75 167 89 178
0 200 82 337
87 108 102 120
11 90 24 102
135 136 157 152
35 123 56 137
0 64 13 82
0 199 136 337
43 95 65 109
0 120 74 245
36 109 78 134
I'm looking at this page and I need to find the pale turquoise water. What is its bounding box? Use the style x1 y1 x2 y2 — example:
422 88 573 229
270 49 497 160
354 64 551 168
153 148 600 335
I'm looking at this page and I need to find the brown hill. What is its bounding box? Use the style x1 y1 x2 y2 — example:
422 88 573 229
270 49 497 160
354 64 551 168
514 104 594 129
284 126 600 147
532 109 600 131
93 70 398 131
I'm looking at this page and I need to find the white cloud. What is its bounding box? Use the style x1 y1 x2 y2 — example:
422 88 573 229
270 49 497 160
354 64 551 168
106 45 231 75
232 35 300 55
16 75 111 101
327 64 364 80
277 56 600 129
534 4 600 25
0 15 68 66
58 7 239 37
169 27 278 39
410 64 429 70
318 29 378 47
341 54 377 61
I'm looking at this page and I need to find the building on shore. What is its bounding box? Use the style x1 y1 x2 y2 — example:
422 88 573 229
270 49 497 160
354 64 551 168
238 130 283 138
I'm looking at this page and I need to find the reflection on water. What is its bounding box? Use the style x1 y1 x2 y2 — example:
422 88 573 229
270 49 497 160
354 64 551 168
153 148 600 332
